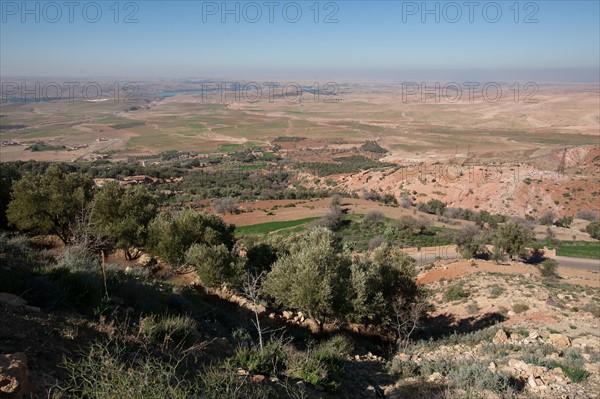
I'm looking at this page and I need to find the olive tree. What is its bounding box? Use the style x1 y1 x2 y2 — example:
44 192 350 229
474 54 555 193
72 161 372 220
315 205 344 231
185 243 242 288
0 162 23 230
263 227 350 331
147 209 235 265
454 225 487 259
392 215 431 236
212 197 239 215
91 182 159 260
7 165 94 244
362 210 385 226
493 221 535 260
348 244 418 326
539 211 555 226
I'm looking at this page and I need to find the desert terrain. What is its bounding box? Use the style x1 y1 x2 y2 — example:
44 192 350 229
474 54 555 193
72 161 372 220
2 82 598 219
1 80 599 399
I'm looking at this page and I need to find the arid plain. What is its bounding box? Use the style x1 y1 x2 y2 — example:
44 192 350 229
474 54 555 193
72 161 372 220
2 82 598 219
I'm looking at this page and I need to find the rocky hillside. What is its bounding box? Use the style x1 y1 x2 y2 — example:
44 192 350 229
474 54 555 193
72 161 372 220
2 236 599 399
325 145 600 218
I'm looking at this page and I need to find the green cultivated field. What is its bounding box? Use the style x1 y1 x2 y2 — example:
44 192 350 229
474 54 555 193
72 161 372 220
556 241 600 260
235 217 320 236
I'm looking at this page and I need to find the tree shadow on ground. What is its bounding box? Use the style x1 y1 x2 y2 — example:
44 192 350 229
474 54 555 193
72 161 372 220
0 303 107 398
415 311 506 342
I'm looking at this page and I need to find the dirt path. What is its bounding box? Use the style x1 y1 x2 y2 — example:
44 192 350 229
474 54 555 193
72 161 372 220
417 259 600 288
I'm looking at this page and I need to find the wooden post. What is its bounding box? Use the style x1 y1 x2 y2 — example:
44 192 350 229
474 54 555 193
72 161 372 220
101 250 109 300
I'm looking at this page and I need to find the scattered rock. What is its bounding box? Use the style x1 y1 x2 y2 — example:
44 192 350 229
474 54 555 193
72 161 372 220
0 294 40 314
584 363 599 375
137 253 153 266
395 353 410 362
493 329 509 344
364 385 380 397
282 310 294 320
0 293 27 307
509 358 529 372
548 333 571 349
0 353 29 399
536 291 550 301
251 374 265 383
528 374 537 388
428 372 445 383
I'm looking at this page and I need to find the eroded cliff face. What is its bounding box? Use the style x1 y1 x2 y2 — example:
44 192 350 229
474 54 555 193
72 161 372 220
313 145 600 218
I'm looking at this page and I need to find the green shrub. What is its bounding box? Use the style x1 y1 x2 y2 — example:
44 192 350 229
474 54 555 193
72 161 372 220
0 233 30 257
362 210 385 225
489 285 505 298
139 314 198 347
554 216 573 228
387 358 419 378
314 206 344 231
532 356 590 383
236 340 287 376
200 359 302 399
313 335 353 359
417 358 455 377
512 303 529 314
586 221 600 240
54 342 195 399
91 182 158 260
245 243 279 274
538 259 559 279
286 336 352 391
443 284 468 302
56 246 99 271
539 211 555 226
390 357 517 396
447 360 514 395
563 365 590 383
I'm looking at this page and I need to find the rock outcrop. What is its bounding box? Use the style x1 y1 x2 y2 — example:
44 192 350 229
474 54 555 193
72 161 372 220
0 353 29 399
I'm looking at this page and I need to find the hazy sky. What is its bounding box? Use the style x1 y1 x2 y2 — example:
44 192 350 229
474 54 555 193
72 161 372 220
1 0 599 81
